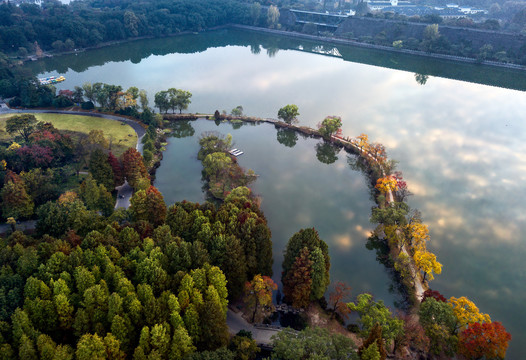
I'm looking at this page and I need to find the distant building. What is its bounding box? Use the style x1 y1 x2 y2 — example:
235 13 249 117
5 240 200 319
366 0 488 19
365 0 412 11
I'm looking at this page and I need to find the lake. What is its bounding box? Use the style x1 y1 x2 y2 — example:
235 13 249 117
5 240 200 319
28 28 526 357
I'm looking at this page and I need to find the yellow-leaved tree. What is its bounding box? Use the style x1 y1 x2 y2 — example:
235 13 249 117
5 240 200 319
407 222 430 251
357 133 370 153
448 296 491 329
375 176 398 194
413 249 442 281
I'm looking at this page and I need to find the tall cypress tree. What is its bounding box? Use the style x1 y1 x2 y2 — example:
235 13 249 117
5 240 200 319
88 148 114 191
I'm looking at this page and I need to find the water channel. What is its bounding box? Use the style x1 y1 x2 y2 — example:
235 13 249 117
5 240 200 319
28 28 526 357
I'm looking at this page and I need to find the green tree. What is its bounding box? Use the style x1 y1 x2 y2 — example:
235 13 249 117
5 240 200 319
231 106 243 116
199 285 229 350
310 247 329 300
5 114 39 142
89 148 115 191
424 24 440 41
418 298 458 356
124 11 139 37
170 326 195 359
271 327 358 360
317 116 342 139
250 2 261 25
154 90 170 114
277 105 299 124
175 89 192 113
347 293 404 347
76 334 106 360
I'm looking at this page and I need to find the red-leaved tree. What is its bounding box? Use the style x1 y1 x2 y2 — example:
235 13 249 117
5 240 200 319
421 289 447 303
329 281 352 320
121 148 149 189
108 152 124 187
459 321 511 360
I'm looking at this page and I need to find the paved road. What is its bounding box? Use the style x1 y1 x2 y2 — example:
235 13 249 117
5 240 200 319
226 309 281 346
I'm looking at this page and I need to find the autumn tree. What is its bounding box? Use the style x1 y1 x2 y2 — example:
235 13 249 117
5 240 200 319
317 116 342 139
406 222 430 251
421 289 446 303
375 176 398 195
357 133 370 153
6 114 39 142
130 185 167 226
108 152 124 187
448 296 491 329
244 275 277 323
358 323 387 360
277 104 300 124
283 247 313 309
282 228 330 306
1 170 34 219
328 281 352 320
121 148 149 189
458 321 511 360
413 249 442 282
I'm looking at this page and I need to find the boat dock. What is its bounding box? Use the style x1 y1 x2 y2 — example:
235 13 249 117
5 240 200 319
229 149 244 157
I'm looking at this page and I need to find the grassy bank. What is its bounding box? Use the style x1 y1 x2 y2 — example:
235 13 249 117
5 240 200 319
0 113 136 156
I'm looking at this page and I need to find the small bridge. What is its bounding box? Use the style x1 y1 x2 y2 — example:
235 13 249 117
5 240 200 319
289 9 349 29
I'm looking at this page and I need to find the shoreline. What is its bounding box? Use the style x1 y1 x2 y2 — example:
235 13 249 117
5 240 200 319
164 113 428 307
230 24 526 72
16 23 526 73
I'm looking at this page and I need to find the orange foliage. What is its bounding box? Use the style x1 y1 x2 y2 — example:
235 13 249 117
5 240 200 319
459 322 511 360
375 176 398 194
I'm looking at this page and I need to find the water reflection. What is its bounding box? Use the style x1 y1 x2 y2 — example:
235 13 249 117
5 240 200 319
27 29 526 357
266 47 279 58
169 120 195 138
315 141 341 165
414 73 429 85
26 29 526 91
276 127 298 148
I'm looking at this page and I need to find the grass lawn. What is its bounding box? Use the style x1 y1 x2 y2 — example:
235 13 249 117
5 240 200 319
0 113 137 156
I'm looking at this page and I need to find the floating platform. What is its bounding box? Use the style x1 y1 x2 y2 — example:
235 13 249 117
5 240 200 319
229 149 244 156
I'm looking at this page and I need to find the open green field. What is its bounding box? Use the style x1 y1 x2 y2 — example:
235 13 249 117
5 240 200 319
0 113 137 156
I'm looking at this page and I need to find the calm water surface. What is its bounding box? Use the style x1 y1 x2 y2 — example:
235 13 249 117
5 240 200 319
29 29 526 357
